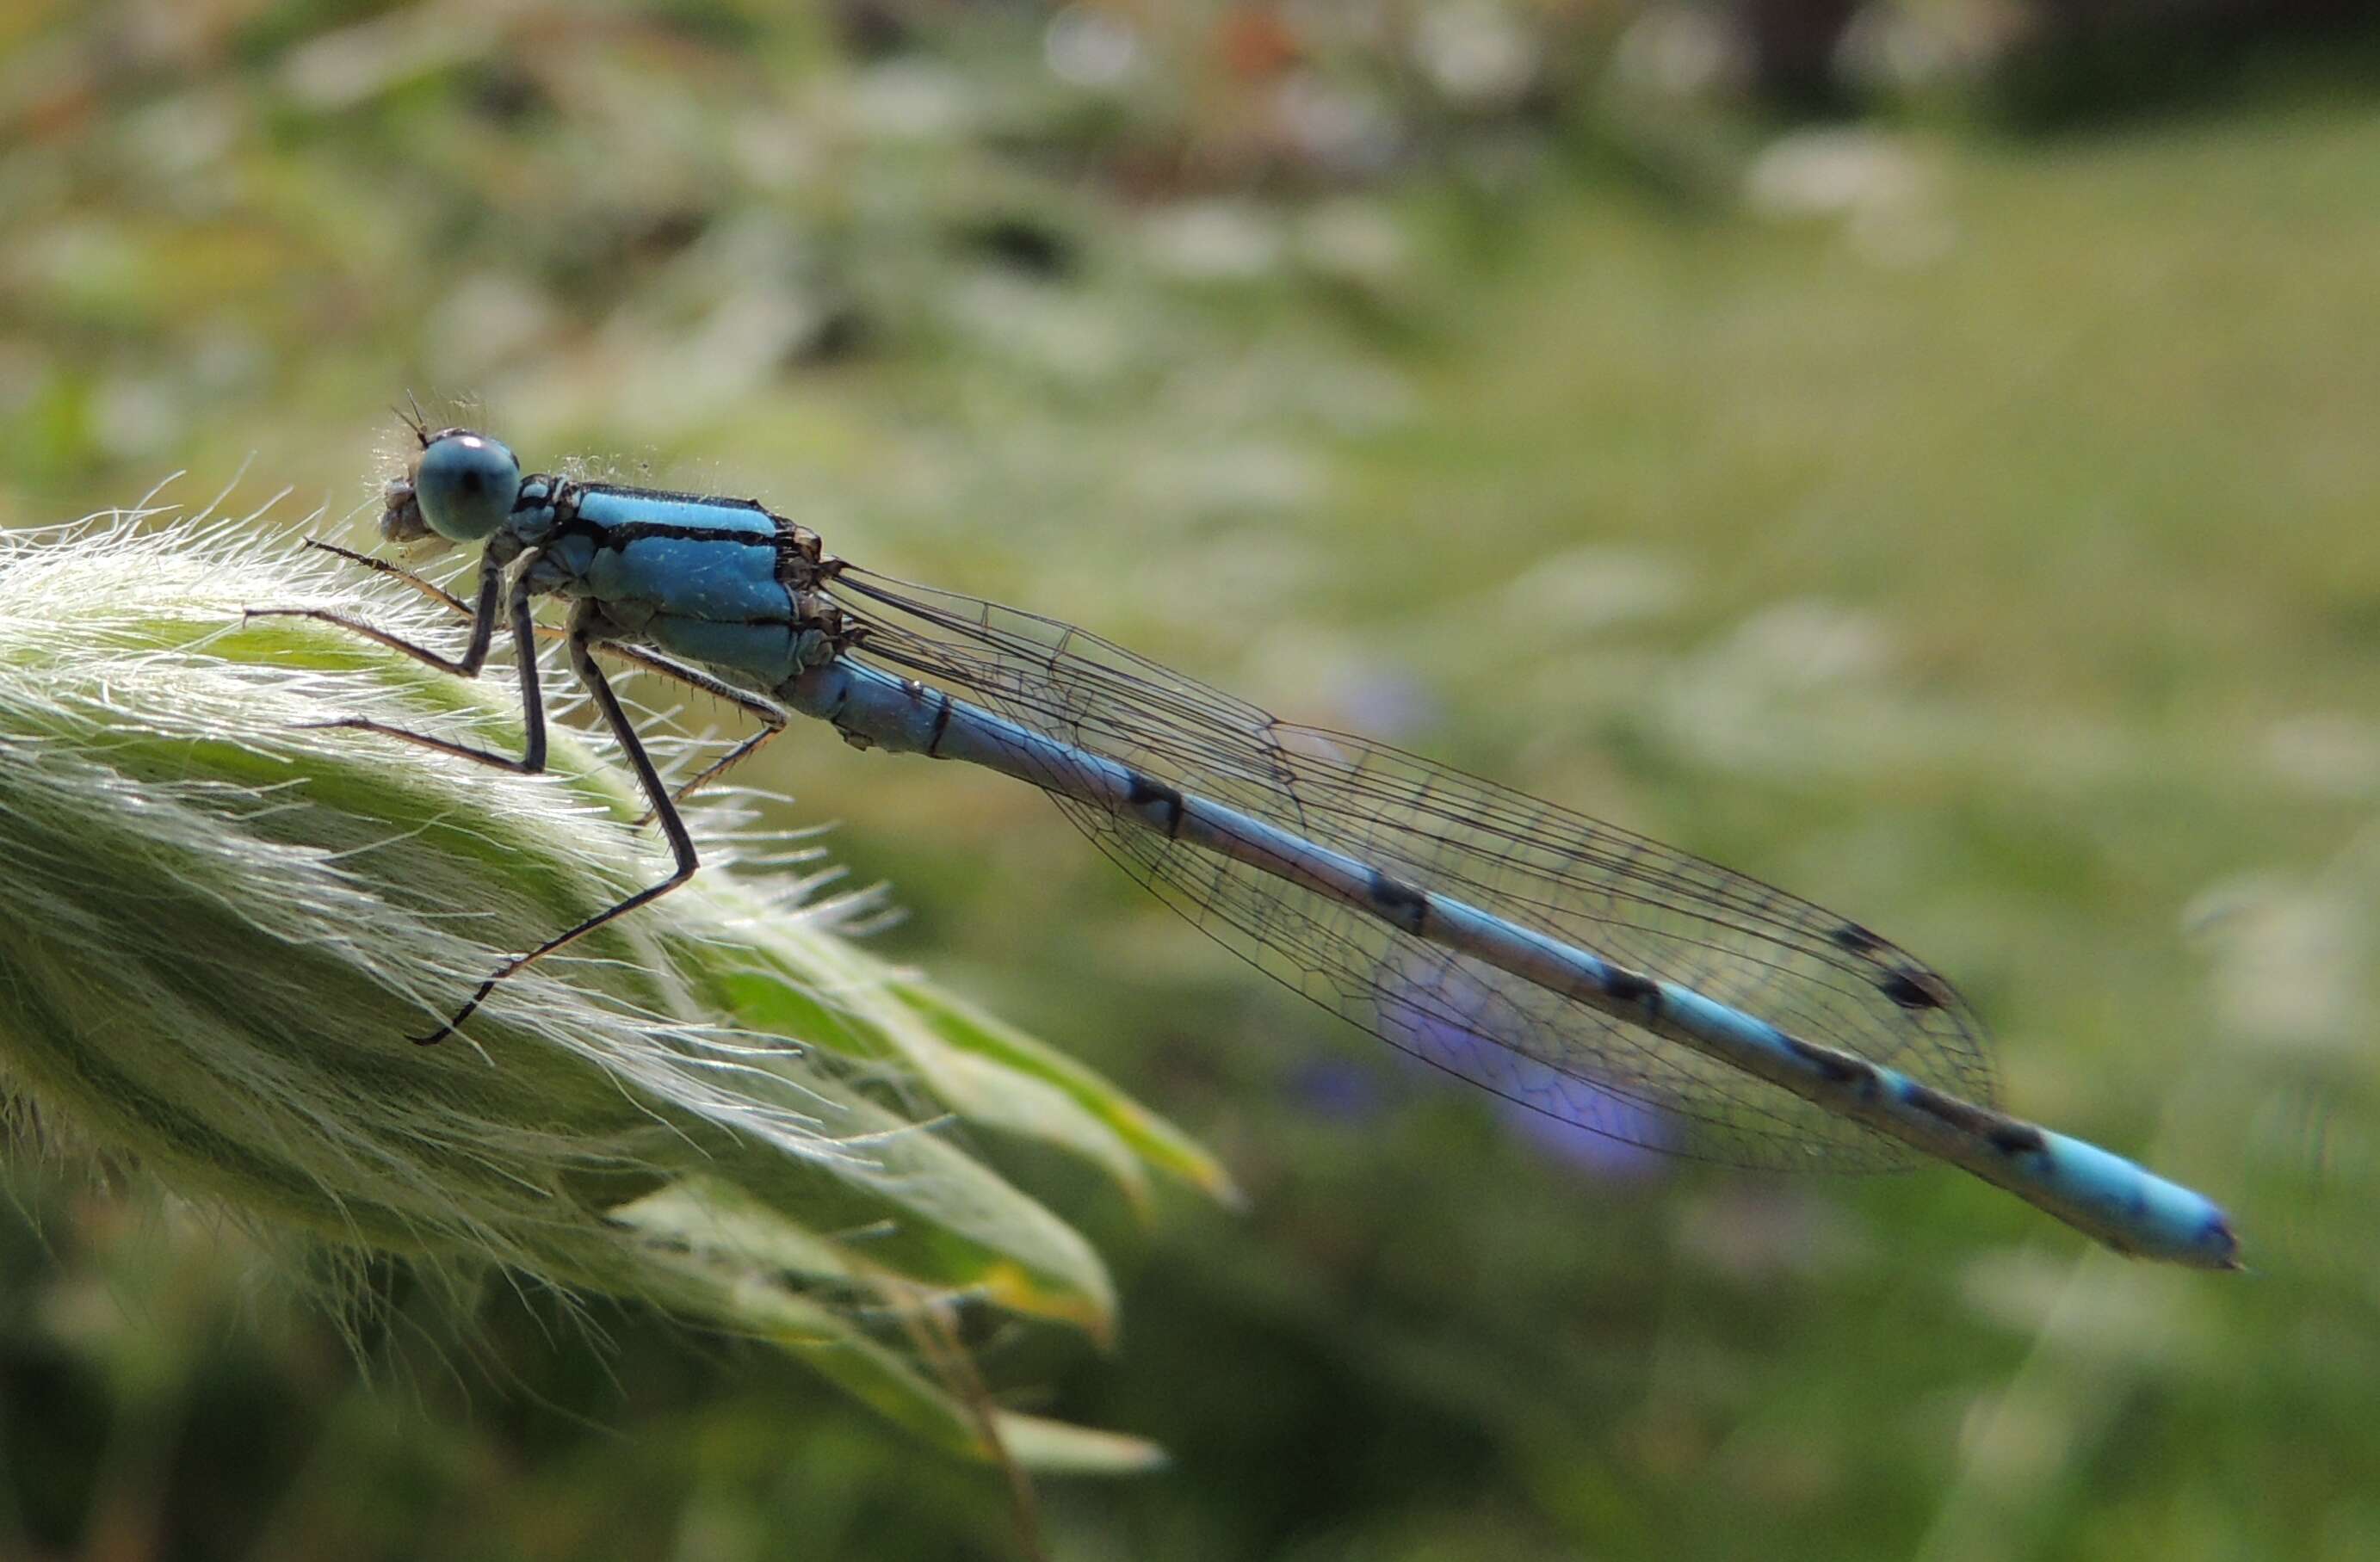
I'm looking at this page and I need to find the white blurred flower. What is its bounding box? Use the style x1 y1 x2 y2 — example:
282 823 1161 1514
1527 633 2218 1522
1415 2 1538 109
1045 5 1143 91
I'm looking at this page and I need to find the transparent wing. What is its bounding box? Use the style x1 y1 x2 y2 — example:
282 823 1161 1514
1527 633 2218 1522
827 567 1994 1172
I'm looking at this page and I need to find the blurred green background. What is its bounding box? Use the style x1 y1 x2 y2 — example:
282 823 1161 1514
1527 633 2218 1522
4 1 2379 1558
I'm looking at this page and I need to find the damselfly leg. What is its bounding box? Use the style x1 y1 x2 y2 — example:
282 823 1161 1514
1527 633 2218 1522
410 600 703 1046
245 547 549 775
300 539 791 818
249 564 710 1042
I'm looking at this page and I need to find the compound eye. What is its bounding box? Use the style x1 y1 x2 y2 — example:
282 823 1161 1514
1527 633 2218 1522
412 432 521 543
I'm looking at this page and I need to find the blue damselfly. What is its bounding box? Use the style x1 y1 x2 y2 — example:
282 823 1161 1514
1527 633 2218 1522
247 423 2240 1269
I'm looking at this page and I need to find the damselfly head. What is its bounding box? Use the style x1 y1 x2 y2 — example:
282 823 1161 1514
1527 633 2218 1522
390 429 521 546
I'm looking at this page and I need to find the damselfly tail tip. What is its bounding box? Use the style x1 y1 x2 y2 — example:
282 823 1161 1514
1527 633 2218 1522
2151 1205 2242 1272
2208 1213 2245 1273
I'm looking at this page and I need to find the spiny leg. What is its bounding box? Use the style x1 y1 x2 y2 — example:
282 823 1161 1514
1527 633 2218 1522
289 546 739 1037
596 646 789 821
306 540 786 812
301 539 491 624
295 549 553 776
246 546 506 677
414 602 702 1046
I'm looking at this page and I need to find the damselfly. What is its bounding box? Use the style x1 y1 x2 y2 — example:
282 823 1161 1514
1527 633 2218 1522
247 423 2240 1269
